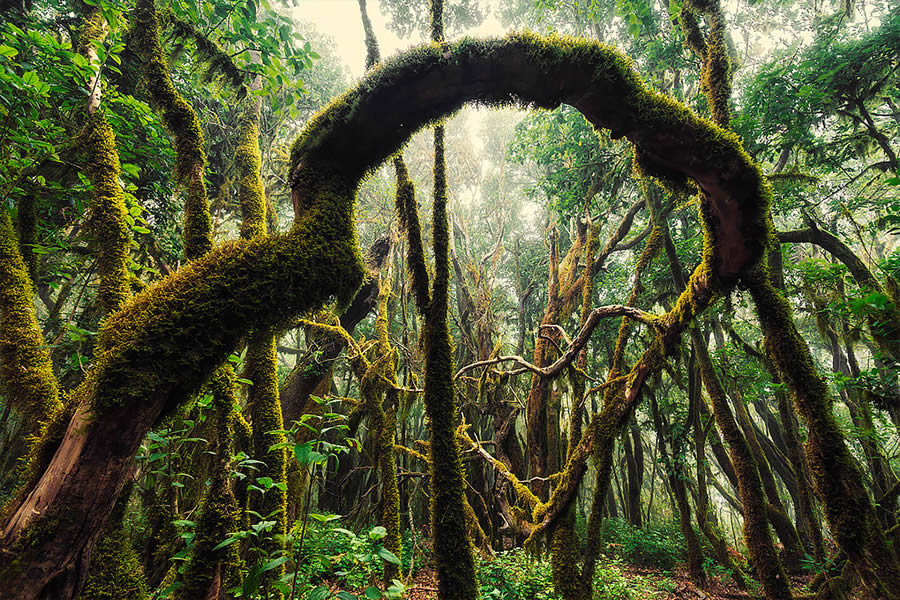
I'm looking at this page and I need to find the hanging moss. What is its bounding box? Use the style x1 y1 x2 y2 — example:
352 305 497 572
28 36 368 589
132 0 212 260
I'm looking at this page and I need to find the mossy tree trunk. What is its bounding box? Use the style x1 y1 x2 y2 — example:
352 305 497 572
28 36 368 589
132 0 212 261
747 266 900 599
649 390 706 586
1 34 781 599
689 354 747 589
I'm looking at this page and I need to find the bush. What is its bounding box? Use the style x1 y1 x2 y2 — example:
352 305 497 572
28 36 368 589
598 518 685 571
476 549 561 600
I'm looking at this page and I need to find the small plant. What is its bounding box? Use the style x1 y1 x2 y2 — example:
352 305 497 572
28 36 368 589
592 559 633 600
598 518 685 571
800 552 839 576
305 525 406 600
701 556 732 580
476 549 560 600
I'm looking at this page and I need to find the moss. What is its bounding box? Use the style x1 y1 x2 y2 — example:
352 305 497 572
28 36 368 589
177 468 242 600
245 332 287 568
458 429 539 508
82 488 148 600
0 210 63 437
5 33 782 594
235 97 266 241
365 275 404 581
132 0 212 260
550 510 589 600
176 366 244 595
166 16 248 97
747 265 900 596
701 5 732 128
82 112 132 316
394 157 430 313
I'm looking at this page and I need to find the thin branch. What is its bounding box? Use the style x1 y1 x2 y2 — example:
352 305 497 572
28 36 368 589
454 305 657 379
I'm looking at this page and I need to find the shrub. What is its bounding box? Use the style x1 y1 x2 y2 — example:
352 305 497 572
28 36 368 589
476 549 561 600
598 518 685 571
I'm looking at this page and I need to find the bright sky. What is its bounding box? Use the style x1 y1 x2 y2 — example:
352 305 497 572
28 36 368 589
292 0 506 78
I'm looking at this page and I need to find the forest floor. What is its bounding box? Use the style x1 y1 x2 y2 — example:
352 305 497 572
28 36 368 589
401 566 818 600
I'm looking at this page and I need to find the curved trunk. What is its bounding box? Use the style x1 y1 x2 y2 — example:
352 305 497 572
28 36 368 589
2 35 777 598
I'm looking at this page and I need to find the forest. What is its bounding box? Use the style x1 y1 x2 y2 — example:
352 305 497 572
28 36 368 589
0 0 898 599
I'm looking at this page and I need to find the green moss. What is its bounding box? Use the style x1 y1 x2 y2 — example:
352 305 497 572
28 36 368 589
82 492 148 600
177 469 242 599
4 33 782 595
82 112 132 316
166 16 248 97
177 367 243 598
84 170 362 419
747 265 900 596
235 98 266 241
245 333 287 563
550 510 589 600
0 210 62 436
132 0 212 260
394 157 430 313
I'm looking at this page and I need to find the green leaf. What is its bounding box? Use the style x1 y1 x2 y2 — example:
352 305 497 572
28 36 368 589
0 45 19 58
260 555 288 573
364 586 382 599
309 512 340 523
172 519 195 528
309 585 330 600
368 526 387 540
212 535 242 551
336 591 358 600
236 378 254 385
331 527 356 538
376 547 402 566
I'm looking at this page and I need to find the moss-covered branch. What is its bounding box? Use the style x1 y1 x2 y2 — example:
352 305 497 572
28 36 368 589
81 113 132 317
132 0 212 260
747 265 900 598
3 33 773 598
0 211 62 441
